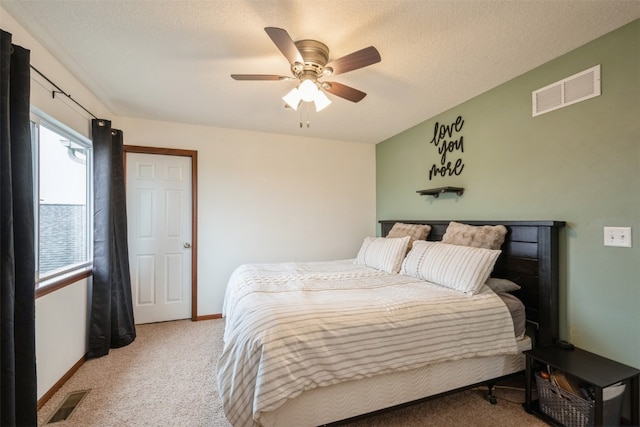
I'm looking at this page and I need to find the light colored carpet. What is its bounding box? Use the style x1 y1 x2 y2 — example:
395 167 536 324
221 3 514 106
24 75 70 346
37 319 547 426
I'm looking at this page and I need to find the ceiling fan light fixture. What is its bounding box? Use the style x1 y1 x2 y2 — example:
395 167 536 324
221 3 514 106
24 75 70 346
313 90 332 112
232 27 381 113
283 88 302 110
298 79 318 102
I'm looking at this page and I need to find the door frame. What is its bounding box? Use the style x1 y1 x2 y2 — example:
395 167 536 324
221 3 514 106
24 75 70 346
123 145 198 321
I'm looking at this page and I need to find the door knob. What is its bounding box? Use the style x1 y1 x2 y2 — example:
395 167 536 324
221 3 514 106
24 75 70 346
183 242 191 248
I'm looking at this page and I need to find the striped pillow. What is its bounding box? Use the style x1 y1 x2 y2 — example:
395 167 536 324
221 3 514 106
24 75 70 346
355 236 411 274
401 241 501 295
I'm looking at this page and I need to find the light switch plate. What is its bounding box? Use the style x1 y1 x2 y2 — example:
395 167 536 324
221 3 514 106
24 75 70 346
604 227 632 247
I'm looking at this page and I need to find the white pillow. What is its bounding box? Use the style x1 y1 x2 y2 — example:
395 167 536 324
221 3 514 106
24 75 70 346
401 241 501 295
354 236 411 274
485 278 521 293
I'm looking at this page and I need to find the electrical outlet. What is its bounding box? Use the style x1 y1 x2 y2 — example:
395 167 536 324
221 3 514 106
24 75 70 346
604 227 632 247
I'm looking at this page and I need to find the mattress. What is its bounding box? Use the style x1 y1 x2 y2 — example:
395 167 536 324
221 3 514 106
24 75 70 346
260 335 531 427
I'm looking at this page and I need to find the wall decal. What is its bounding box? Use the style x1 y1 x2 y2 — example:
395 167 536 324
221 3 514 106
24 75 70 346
428 115 465 180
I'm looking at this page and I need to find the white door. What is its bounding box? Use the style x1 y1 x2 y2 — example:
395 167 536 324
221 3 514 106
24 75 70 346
126 152 192 324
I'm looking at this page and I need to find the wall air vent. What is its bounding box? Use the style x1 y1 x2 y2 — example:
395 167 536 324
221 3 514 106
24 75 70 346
532 64 600 117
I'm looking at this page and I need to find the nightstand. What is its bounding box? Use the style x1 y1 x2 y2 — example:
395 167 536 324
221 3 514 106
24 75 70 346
524 345 640 426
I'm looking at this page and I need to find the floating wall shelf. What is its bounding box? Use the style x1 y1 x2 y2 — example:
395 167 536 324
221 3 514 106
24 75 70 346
416 186 465 198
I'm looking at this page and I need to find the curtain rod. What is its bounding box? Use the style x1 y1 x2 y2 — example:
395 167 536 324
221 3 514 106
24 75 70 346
30 65 98 120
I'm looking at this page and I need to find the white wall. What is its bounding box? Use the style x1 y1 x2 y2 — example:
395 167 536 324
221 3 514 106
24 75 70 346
35 280 89 398
115 117 376 315
1 7 113 139
3 5 376 401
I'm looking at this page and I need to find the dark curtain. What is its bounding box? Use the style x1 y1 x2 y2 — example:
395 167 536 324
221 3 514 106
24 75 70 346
0 30 38 426
87 119 136 358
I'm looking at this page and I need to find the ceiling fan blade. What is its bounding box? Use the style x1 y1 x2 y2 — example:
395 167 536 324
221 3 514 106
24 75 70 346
325 46 381 75
231 74 289 81
323 82 367 103
264 27 303 64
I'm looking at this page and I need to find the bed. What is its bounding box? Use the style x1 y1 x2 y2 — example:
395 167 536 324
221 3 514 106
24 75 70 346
217 219 565 427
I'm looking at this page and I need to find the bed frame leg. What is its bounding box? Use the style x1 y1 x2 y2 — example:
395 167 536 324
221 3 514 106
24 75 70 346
486 383 498 404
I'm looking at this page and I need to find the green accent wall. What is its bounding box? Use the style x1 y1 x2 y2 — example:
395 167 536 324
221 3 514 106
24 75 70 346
376 20 639 370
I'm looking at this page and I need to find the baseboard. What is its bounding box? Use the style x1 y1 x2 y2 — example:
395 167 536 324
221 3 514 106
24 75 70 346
196 313 222 321
37 354 87 410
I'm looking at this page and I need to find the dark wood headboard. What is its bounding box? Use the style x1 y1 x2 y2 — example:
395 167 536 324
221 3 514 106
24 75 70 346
380 220 566 347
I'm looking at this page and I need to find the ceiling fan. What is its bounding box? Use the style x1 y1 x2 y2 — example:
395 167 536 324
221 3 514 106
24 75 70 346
231 27 381 112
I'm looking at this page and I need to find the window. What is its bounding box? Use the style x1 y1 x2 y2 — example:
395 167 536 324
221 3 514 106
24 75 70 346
31 110 92 288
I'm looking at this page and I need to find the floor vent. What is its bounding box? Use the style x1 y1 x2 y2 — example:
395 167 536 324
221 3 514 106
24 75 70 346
532 64 600 117
46 390 90 424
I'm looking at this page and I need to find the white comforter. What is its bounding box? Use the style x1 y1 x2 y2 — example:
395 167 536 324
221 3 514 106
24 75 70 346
217 260 517 427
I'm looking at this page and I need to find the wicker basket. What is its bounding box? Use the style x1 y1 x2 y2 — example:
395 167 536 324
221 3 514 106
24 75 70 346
535 373 624 427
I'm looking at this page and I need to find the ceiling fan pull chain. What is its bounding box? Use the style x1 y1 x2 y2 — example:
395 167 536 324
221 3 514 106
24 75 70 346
298 102 311 128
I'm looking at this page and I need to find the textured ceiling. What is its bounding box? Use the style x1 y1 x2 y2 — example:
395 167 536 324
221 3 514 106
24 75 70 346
2 1 639 144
